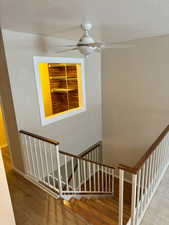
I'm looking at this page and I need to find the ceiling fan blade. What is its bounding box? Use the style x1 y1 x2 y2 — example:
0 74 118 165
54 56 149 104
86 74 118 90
78 42 104 48
55 44 77 48
102 43 135 49
56 48 78 54
93 42 104 48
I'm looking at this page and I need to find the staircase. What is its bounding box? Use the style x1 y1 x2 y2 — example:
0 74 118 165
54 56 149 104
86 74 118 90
19 125 169 225
62 175 132 225
64 197 130 225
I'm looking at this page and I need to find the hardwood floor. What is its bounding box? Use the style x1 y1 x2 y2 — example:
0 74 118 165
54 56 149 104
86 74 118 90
1 147 131 225
64 197 130 225
2 145 169 225
1 147 89 225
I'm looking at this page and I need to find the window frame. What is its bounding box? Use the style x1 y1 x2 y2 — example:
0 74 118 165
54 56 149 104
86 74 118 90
33 56 87 126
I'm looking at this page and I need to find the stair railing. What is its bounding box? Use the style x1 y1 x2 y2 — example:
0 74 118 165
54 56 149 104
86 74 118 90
67 141 103 186
20 126 169 225
20 130 61 193
59 150 115 194
79 141 103 162
118 125 169 225
20 130 115 196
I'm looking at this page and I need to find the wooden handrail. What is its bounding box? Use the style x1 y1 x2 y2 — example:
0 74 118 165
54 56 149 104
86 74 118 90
118 124 169 174
79 141 102 157
59 150 116 170
20 130 60 146
20 130 115 170
67 141 102 184
20 124 169 174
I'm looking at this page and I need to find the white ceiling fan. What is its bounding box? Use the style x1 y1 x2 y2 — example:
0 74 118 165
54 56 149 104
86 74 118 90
55 22 135 56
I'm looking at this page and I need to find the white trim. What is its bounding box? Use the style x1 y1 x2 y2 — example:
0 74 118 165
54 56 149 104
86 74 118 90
33 56 87 126
62 194 112 200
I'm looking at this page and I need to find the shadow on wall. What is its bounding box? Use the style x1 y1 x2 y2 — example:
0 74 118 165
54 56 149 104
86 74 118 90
35 36 49 53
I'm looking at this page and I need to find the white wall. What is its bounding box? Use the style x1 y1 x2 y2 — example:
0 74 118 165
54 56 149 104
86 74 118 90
2 30 102 156
0 150 16 225
102 35 169 167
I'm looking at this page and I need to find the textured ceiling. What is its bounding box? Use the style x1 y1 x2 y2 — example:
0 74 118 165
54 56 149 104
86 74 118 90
1 0 169 42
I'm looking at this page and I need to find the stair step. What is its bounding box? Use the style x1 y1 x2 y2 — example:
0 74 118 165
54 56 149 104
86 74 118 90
75 200 117 225
92 198 130 224
65 200 108 225
85 199 118 222
64 197 131 225
102 198 131 215
101 199 130 221
54 198 89 225
92 199 119 215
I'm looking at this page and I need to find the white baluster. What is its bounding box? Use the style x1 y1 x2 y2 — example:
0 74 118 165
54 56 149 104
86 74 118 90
64 155 69 191
105 167 107 192
157 146 161 177
97 165 100 192
88 162 92 191
108 168 111 192
151 151 156 190
50 144 55 189
56 145 62 196
71 157 75 192
95 148 97 162
112 169 114 196
83 160 86 191
96 148 98 163
102 165 104 192
119 169 124 225
136 169 141 223
29 136 36 177
155 150 159 184
44 142 50 185
140 164 145 215
131 174 137 225
34 138 40 180
24 135 31 175
38 140 45 182
143 159 149 208
93 163 96 192
78 159 81 192
147 154 153 200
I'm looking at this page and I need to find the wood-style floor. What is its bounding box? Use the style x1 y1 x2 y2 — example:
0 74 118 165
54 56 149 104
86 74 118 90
1 147 90 225
1 147 132 225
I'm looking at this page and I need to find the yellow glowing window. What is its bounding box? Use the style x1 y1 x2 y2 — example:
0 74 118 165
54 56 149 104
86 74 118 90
34 57 86 125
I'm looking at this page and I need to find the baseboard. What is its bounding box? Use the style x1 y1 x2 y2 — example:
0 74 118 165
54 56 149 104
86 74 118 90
13 167 60 200
63 194 113 200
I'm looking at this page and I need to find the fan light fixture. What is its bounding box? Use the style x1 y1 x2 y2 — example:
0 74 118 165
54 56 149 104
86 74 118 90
55 22 135 56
